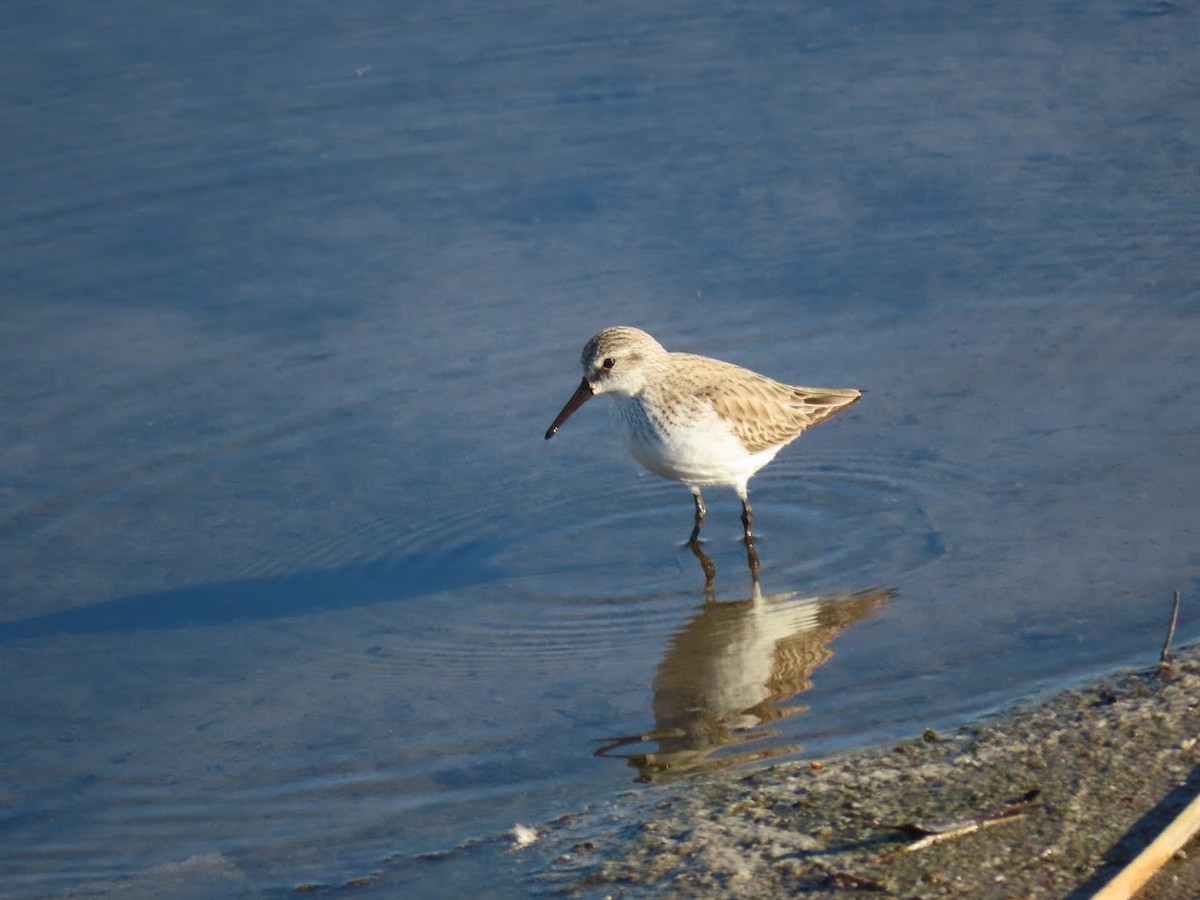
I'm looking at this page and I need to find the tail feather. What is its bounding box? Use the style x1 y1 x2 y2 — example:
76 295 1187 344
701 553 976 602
794 387 861 428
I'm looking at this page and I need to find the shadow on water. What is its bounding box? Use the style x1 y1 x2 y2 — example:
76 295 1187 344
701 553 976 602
0 543 499 643
596 539 894 782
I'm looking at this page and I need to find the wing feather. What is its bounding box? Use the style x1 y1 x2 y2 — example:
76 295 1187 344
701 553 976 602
673 354 860 453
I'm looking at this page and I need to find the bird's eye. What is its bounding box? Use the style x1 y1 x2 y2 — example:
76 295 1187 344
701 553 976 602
602 357 615 369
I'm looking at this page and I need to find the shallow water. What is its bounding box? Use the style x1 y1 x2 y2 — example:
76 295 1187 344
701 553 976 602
3 1 1199 896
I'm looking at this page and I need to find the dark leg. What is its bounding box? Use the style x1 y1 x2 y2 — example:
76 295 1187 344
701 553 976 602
744 533 760 584
739 492 754 542
739 488 760 582
688 487 707 544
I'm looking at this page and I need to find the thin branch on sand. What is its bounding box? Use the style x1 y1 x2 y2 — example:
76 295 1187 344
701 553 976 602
899 797 1039 853
1158 590 1181 676
1092 788 1200 900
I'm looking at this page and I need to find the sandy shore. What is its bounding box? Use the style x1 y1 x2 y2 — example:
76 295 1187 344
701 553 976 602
538 644 1200 898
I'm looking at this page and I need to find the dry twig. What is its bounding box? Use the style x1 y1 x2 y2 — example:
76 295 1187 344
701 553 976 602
1158 590 1181 676
1091 785 1200 900
900 799 1039 853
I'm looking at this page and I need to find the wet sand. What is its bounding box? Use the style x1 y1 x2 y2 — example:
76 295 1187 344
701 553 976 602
540 643 1200 898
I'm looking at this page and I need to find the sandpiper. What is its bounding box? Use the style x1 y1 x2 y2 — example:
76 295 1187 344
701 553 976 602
545 326 862 543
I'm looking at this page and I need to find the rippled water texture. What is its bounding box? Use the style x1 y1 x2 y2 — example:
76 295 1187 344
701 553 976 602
3 1 1198 897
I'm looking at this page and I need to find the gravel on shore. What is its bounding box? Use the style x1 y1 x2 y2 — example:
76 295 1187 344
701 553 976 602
540 644 1200 898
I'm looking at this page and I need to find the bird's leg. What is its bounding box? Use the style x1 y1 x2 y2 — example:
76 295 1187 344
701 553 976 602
688 487 707 544
739 490 755 543
744 533 760 584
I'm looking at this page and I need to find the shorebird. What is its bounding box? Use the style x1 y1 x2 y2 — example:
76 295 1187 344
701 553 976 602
545 326 861 543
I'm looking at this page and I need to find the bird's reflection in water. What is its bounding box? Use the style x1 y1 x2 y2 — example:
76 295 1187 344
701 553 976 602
596 539 894 782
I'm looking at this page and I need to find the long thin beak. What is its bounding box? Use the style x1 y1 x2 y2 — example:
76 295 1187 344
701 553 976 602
545 378 594 439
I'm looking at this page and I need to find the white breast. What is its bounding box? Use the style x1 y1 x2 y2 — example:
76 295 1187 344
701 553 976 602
609 394 780 489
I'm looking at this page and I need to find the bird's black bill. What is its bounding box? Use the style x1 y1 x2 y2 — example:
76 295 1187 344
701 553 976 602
545 378 594 439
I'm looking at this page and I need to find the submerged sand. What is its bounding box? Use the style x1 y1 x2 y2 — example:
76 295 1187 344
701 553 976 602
538 644 1200 898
